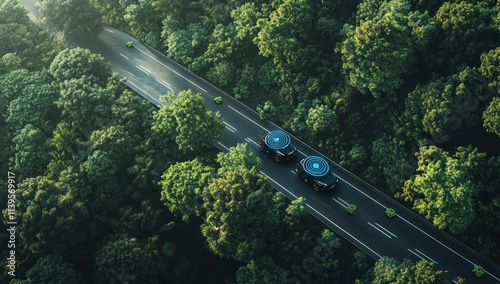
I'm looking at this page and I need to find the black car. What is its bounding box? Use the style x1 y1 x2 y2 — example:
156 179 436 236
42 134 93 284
259 130 298 162
296 156 339 191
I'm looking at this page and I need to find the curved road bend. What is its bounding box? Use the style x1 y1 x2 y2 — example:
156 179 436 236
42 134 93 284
17 3 500 282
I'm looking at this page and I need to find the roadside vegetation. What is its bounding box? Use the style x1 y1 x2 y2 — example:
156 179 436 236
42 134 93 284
0 0 498 283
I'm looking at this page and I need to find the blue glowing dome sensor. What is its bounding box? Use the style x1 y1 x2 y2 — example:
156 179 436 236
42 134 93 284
265 130 291 150
303 156 330 177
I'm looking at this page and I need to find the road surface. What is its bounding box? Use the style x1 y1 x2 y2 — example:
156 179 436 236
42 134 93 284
18 2 500 282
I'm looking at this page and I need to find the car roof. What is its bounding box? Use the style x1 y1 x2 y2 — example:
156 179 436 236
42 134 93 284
265 130 292 150
301 156 330 177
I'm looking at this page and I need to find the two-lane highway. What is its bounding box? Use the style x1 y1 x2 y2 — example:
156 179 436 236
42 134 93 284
73 28 500 283
17 2 500 281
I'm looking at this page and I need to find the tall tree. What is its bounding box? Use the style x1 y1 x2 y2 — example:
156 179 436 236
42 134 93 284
201 145 283 262
399 145 486 234
483 97 500 137
401 67 487 142
25 255 78 284
56 76 115 134
6 72 59 133
236 256 286 284
37 0 102 41
11 124 52 181
49 47 110 84
17 176 89 254
360 257 445 284
159 158 214 221
94 236 160 284
341 0 436 96
435 0 498 71
152 89 223 155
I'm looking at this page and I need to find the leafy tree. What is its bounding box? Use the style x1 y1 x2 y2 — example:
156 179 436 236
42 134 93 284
111 89 156 135
25 255 78 284
49 47 110 84
370 135 415 192
164 22 209 67
0 53 21 73
254 0 320 104
94 236 160 284
352 251 368 271
0 0 30 53
89 125 135 168
152 89 223 155
257 100 277 120
201 146 283 261
233 64 256 100
122 0 164 47
435 0 498 71
360 257 444 283
6 73 59 133
206 61 236 86
89 0 126 27
11 124 52 180
0 0 61 71
236 256 286 284
17 176 89 254
159 158 214 221
479 47 500 87
483 97 500 136
255 0 313 76
37 0 102 41
204 23 238 64
79 149 118 185
399 145 486 234
401 67 486 142
311 229 341 283
269 197 315 266
306 104 338 134
341 0 436 96
216 143 261 171
231 2 263 43
0 70 48 121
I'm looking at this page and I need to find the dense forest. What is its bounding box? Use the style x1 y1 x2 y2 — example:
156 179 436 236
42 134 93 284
0 0 499 283
81 0 500 262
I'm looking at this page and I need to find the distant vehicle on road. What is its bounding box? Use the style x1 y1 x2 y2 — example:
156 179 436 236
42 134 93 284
259 130 297 162
296 156 339 191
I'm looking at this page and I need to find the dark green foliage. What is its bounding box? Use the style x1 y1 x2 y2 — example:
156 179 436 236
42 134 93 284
25 255 78 284
341 0 438 96
257 100 277 120
160 158 214 221
400 67 487 143
12 124 51 180
49 47 111 84
17 176 89 254
202 166 283 262
359 257 445 283
435 0 499 71
152 89 223 155
201 145 283 262
399 145 487 234
369 135 415 192
236 256 286 284
0 0 59 71
37 0 102 41
94 236 160 283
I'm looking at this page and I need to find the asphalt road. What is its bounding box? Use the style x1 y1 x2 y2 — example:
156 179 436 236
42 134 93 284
18 2 500 282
